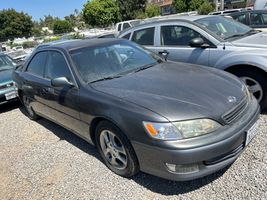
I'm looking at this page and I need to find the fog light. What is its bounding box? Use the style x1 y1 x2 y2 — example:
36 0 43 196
166 163 199 174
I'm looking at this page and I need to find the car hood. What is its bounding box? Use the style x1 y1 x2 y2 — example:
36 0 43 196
91 62 245 122
0 69 13 84
231 32 267 49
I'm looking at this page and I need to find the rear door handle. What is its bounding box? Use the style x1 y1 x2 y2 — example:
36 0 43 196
158 50 169 57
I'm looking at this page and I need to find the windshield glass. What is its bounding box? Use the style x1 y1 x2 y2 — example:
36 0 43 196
70 41 159 83
195 16 252 40
0 54 15 70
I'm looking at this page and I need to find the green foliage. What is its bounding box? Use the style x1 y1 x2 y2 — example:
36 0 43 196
0 9 33 42
145 4 160 18
117 0 146 20
135 11 147 19
43 36 61 43
189 0 204 11
39 15 59 29
53 20 73 34
22 41 38 49
32 27 42 37
172 0 187 13
67 33 85 39
83 0 120 27
172 0 214 14
198 1 214 15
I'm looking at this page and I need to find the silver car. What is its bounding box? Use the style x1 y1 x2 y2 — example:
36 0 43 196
118 15 267 110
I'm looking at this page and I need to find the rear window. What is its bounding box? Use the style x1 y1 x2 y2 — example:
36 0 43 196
132 27 155 46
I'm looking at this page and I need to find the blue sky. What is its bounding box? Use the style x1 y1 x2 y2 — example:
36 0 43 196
0 0 88 21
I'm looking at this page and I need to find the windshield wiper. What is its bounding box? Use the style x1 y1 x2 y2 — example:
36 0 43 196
89 75 123 84
133 63 156 73
225 30 259 40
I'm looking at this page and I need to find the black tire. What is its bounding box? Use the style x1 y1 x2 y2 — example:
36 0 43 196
21 94 39 120
95 121 139 178
233 70 267 111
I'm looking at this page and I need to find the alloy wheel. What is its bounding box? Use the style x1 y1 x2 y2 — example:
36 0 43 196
99 130 128 170
240 76 263 103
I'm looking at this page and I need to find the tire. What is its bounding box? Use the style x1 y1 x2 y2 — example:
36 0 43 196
21 94 39 120
233 70 267 111
95 121 139 178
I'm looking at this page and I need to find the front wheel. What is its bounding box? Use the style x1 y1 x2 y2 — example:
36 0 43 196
95 121 139 177
22 95 39 120
234 70 267 111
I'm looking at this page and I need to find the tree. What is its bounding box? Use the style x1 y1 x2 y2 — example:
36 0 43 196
39 15 59 29
0 9 33 42
83 0 120 27
145 4 160 18
117 0 146 20
172 0 187 13
53 20 73 34
198 0 214 15
189 0 204 11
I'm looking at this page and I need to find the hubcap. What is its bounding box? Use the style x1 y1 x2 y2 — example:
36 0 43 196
99 130 127 170
240 77 263 103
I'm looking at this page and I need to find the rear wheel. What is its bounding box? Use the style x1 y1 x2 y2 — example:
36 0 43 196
22 94 39 120
233 70 267 111
95 121 139 177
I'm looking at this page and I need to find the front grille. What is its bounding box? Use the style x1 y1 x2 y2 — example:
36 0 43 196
0 82 14 90
222 95 248 124
204 144 244 165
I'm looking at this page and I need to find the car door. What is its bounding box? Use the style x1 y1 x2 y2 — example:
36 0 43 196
22 51 49 114
154 24 211 66
41 50 87 138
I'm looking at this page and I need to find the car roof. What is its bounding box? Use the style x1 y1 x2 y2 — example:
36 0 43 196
46 38 126 51
226 9 267 15
119 15 215 35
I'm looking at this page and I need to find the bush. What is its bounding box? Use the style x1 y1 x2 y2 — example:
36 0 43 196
43 36 61 43
198 1 214 15
53 20 73 34
22 41 38 49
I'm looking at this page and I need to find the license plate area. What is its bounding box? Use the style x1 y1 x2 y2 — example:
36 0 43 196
245 121 259 146
5 91 18 100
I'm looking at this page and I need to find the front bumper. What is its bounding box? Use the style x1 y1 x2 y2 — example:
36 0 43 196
132 98 260 181
0 87 18 105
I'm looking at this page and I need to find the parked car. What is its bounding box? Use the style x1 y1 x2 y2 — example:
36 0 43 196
209 9 244 15
225 10 267 32
0 53 18 105
13 39 260 181
118 15 267 110
115 20 141 34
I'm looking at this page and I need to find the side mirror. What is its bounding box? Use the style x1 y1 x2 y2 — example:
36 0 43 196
189 38 210 48
51 77 74 87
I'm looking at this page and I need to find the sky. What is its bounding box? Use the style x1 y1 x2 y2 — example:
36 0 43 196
0 0 88 21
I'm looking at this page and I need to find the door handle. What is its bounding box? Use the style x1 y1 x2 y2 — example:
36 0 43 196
43 88 54 94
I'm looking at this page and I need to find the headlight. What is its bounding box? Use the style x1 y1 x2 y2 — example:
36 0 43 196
143 119 221 140
173 119 221 139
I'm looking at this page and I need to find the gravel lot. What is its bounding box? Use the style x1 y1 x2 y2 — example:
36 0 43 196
1 102 267 200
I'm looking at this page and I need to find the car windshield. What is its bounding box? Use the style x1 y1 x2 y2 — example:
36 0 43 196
70 41 160 83
195 16 253 40
0 54 15 71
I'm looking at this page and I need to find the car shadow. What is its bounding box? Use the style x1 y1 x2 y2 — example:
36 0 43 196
0 101 21 114
17 107 231 195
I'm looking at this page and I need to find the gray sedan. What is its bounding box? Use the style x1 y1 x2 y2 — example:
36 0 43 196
13 39 260 181
118 15 267 110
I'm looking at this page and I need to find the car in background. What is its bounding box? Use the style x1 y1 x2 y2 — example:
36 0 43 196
0 53 18 105
226 10 267 32
209 9 245 15
118 15 267 111
13 39 259 181
115 19 141 34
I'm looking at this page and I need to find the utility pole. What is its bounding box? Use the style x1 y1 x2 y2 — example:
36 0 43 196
214 0 218 11
221 0 224 10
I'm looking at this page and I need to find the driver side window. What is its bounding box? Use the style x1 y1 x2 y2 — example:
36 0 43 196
161 25 204 46
44 51 73 82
